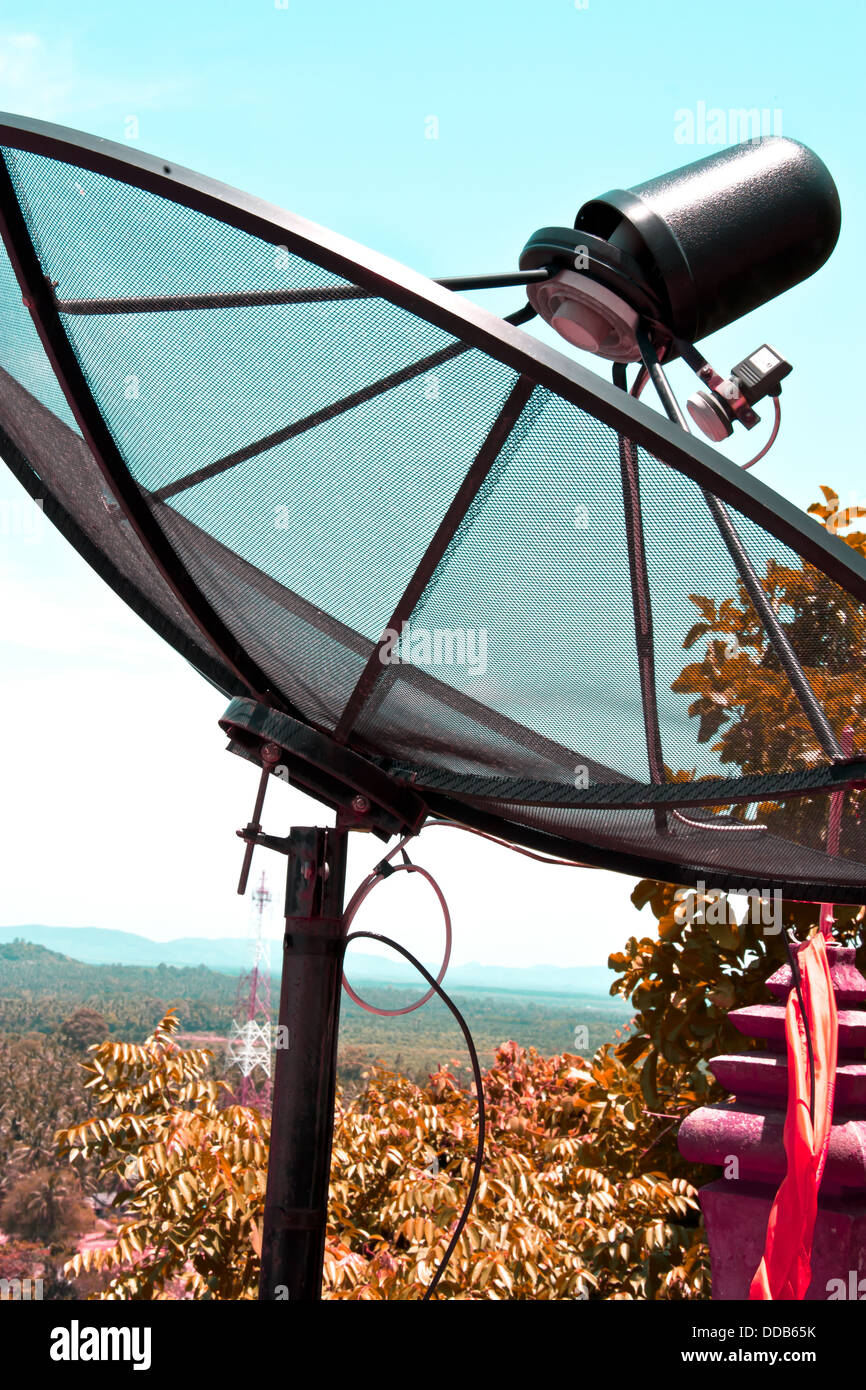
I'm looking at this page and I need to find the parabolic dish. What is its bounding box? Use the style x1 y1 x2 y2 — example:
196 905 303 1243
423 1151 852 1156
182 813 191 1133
1 113 865 900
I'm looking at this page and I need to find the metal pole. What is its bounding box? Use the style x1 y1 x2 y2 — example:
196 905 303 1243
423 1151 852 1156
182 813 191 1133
635 325 844 764
56 269 550 316
613 362 668 833
258 825 349 1301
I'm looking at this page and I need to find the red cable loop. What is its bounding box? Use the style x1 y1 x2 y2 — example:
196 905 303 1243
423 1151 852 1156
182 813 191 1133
341 853 452 1016
340 815 591 1016
633 357 782 471
741 396 782 469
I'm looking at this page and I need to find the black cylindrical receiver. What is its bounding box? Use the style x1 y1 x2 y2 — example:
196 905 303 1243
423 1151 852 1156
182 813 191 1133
574 138 841 343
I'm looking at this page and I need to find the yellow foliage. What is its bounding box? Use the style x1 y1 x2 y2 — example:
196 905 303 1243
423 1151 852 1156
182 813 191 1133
58 1011 266 1299
58 1015 706 1300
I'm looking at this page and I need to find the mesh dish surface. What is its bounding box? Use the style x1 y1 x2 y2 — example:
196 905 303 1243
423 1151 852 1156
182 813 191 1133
1 114 865 899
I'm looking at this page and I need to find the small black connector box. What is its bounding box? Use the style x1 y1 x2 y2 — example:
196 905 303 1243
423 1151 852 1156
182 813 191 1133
731 344 792 402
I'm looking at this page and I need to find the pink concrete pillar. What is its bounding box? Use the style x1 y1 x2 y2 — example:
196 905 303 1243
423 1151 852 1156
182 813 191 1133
678 942 866 1300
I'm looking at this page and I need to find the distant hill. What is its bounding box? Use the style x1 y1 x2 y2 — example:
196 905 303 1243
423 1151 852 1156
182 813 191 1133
0 933 629 1083
0 925 251 972
0 925 614 997
0 936 239 1039
0 939 71 964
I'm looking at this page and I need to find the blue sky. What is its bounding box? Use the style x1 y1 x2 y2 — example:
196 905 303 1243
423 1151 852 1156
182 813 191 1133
0 0 863 969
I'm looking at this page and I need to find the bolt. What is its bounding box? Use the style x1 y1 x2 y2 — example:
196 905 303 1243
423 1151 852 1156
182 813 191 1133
260 741 282 766
351 795 370 814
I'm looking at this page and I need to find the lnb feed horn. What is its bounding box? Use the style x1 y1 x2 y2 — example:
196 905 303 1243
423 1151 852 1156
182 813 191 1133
520 136 841 361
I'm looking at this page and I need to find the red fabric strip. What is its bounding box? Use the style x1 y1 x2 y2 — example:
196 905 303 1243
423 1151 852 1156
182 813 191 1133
749 933 837 1300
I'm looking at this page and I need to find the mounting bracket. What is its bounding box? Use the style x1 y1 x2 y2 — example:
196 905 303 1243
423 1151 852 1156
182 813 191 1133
221 696 428 890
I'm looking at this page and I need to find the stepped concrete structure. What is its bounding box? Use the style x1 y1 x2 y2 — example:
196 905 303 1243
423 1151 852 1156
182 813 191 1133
678 941 866 1300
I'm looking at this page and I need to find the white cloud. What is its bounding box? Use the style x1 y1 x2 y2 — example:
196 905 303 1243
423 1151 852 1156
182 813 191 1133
0 30 189 123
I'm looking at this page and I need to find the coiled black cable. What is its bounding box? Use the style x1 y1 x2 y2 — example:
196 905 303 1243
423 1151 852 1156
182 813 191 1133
344 929 485 1301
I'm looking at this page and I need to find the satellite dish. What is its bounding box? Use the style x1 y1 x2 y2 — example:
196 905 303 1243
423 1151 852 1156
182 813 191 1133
0 113 863 1299
0 114 862 898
